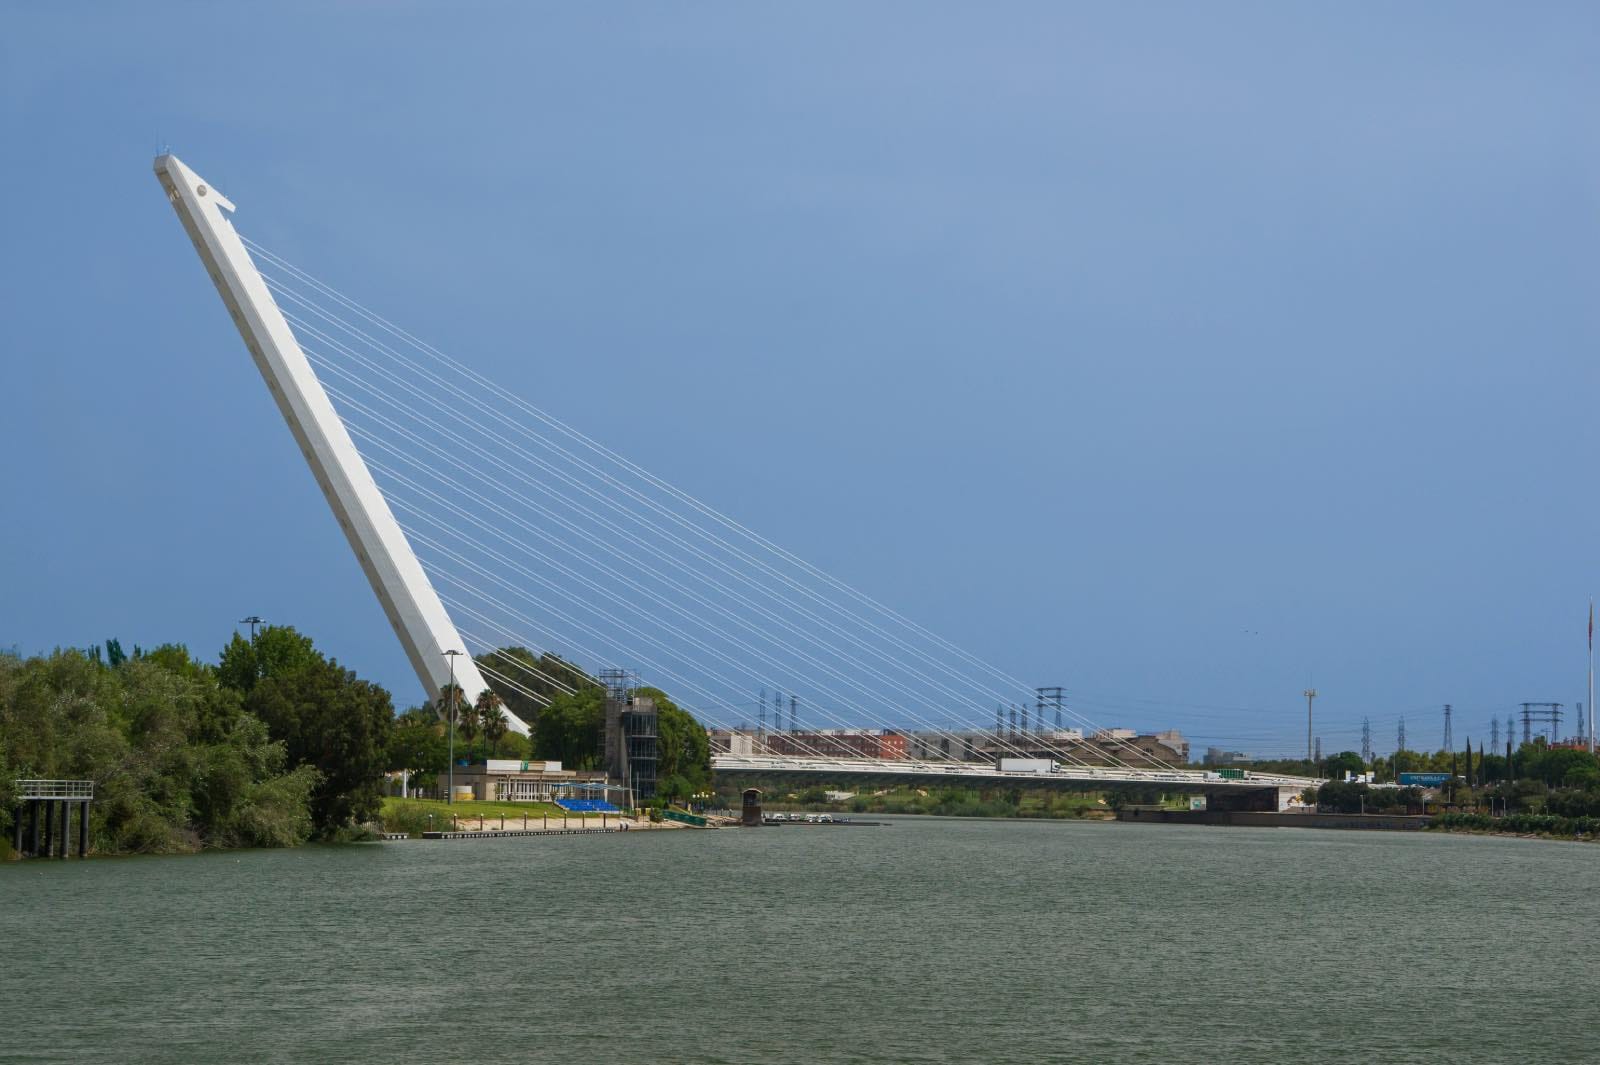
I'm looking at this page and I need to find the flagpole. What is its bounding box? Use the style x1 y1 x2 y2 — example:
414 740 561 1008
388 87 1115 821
1588 599 1594 756
1580 598 1593 754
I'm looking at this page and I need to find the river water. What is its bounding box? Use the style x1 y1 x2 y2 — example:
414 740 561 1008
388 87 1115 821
2 817 1596 1064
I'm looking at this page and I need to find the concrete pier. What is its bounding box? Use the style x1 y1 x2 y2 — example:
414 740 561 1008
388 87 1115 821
11 780 94 858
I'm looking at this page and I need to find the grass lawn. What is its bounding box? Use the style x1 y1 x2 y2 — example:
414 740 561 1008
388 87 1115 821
383 797 570 819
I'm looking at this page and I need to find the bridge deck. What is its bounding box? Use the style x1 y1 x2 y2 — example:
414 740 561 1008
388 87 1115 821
711 755 1317 790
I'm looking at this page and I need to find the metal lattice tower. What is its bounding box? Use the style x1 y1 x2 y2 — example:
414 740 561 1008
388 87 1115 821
1313 736 1322 762
1442 704 1453 751
1303 688 1318 761
758 688 766 739
789 695 797 734
1036 686 1065 731
1519 703 1563 744
1361 717 1372 763
1489 718 1500 750
1397 717 1407 753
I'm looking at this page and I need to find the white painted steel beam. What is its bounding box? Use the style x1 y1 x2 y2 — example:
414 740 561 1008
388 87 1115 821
154 155 528 735
710 755 1320 789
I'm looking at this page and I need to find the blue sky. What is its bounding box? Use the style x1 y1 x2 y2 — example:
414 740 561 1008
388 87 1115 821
3 3 1598 755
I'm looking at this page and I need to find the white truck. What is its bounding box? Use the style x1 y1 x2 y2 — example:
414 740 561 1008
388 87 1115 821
998 758 1060 774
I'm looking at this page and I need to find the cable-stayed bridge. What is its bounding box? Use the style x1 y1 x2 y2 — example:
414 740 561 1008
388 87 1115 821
155 154 1316 808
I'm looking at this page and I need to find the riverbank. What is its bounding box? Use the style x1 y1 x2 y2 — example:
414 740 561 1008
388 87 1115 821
380 798 686 837
1427 810 1600 842
1118 808 1429 831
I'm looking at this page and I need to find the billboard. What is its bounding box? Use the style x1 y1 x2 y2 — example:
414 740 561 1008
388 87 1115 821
1398 772 1451 787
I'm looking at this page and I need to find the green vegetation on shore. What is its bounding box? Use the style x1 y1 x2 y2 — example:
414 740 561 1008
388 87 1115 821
1302 742 1600 841
388 662 711 804
1 629 392 855
2 630 712 857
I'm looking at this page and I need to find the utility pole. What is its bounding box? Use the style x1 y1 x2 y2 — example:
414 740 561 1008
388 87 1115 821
1589 599 1595 755
443 649 462 805
1303 688 1317 761
1442 704 1453 752
239 615 263 640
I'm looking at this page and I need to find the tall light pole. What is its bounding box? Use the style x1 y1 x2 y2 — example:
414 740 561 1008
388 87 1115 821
444 649 463 804
239 615 263 640
1303 688 1317 763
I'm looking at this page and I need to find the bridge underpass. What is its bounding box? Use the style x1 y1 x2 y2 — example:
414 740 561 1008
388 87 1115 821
712 756 1314 811
157 153 1322 803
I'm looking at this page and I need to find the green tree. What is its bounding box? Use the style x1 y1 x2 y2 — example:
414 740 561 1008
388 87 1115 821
478 689 509 758
455 692 480 763
0 647 320 852
217 625 319 696
1323 751 1365 780
532 686 604 769
657 774 693 805
388 709 448 795
644 687 711 793
474 646 591 730
245 656 394 833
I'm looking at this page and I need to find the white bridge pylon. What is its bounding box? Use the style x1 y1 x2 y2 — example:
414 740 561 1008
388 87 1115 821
155 154 527 735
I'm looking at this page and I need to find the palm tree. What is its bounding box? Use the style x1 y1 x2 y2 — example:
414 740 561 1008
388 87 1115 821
455 695 479 764
476 689 506 760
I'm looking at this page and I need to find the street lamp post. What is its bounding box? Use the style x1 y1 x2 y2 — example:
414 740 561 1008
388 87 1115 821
444 649 463 804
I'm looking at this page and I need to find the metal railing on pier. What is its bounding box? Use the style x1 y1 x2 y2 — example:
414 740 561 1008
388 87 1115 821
14 780 95 799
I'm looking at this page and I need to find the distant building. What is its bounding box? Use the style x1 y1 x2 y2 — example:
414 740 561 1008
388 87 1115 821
904 730 989 762
1204 747 1252 767
768 729 908 760
709 729 756 756
441 759 596 802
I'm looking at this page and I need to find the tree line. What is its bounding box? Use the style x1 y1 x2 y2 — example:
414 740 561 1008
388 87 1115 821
0 627 393 854
1300 740 1600 819
386 650 712 805
2 630 714 856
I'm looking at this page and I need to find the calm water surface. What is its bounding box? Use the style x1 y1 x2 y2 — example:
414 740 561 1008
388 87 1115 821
2 817 1597 1064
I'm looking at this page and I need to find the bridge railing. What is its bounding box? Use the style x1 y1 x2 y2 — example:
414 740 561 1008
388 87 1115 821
709 756 1320 788
14 780 95 799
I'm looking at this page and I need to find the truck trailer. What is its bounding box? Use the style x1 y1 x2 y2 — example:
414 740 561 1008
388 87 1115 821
997 758 1060 774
